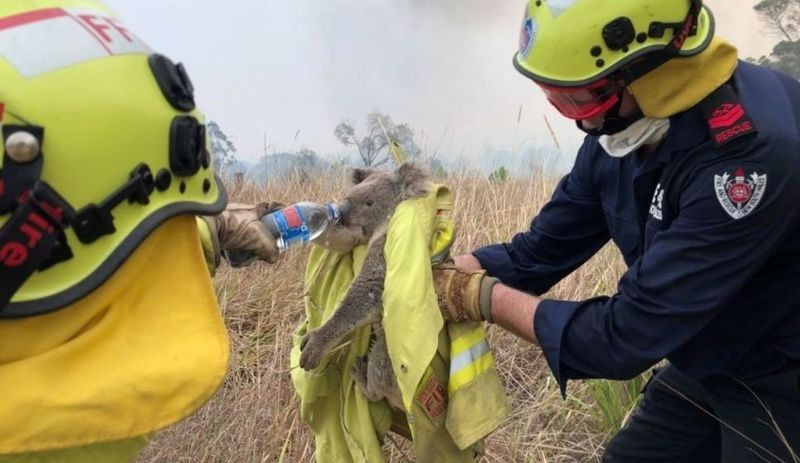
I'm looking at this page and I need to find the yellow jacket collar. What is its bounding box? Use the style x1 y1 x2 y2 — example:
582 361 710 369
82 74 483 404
629 37 739 118
0 216 228 453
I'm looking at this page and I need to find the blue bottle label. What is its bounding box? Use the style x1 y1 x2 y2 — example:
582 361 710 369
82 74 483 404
273 206 310 247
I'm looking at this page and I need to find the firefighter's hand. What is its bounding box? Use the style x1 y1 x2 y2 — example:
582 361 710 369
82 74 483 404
432 257 498 323
202 202 284 265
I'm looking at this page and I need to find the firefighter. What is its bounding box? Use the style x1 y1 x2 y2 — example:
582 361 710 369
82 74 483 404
0 1 280 461
434 0 800 460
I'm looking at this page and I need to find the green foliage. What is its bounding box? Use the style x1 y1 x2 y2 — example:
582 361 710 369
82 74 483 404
753 0 800 80
330 157 350 171
588 375 646 437
756 40 800 79
207 120 238 171
489 166 509 182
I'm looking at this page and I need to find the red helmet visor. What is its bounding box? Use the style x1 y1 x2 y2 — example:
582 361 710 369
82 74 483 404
538 78 621 120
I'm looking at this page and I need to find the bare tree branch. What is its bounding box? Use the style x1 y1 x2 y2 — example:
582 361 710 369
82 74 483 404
332 111 422 167
755 0 798 41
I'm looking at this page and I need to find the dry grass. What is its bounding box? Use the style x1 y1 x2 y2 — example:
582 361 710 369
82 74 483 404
137 168 629 463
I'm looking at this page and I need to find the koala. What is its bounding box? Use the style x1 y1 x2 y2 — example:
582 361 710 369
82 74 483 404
300 162 429 410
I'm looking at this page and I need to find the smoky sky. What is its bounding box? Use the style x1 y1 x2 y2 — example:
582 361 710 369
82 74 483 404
104 0 774 166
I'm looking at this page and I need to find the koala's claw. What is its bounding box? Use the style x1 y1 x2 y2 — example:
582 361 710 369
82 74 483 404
299 332 326 370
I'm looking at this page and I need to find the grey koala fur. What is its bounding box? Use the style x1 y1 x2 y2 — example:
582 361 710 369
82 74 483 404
300 163 429 410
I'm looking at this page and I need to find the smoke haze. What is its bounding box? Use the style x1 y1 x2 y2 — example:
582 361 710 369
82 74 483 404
104 0 776 168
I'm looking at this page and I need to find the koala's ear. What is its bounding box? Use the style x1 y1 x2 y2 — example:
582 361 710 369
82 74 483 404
350 167 376 185
396 162 429 199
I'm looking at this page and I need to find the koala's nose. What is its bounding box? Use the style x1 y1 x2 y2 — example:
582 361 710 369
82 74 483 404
337 200 352 224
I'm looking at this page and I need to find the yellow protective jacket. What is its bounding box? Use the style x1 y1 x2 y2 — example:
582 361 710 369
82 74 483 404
291 185 508 462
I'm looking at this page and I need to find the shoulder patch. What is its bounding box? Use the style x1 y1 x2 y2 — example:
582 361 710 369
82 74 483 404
713 167 767 219
700 84 757 149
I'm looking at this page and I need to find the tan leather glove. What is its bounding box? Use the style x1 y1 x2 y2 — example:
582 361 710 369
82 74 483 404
432 258 498 323
201 202 284 267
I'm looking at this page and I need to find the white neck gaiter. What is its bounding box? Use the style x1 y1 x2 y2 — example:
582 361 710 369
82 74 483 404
598 117 671 158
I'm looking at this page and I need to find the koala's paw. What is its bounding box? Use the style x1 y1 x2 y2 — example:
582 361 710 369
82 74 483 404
299 331 328 370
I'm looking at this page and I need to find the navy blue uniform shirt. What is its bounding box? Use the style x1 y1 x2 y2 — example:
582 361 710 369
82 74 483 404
474 62 800 393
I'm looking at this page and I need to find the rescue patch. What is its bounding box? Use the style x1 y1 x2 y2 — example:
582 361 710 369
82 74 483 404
415 371 447 424
699 84 757 149
713 167 767 220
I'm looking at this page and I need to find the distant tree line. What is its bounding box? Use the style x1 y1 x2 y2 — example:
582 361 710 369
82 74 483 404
207 109 445 185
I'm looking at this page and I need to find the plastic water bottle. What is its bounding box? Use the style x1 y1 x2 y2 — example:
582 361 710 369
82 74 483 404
224 201 346 268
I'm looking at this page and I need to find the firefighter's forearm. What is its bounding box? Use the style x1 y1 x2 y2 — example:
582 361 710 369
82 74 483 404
490 283 541 345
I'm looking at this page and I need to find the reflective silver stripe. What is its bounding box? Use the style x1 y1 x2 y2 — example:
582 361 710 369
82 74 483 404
449 339 490 376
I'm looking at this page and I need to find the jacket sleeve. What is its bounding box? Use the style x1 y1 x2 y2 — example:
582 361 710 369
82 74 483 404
473 144 611 295
534 158 797 393
196 216 221 276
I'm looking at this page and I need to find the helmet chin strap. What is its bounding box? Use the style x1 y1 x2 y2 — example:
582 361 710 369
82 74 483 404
576 92 644 137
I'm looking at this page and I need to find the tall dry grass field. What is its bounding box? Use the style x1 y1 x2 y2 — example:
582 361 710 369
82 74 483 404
138 168 630 463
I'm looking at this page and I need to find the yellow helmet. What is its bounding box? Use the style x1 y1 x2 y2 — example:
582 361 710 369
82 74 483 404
514 0 714 88
0 0 226 316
